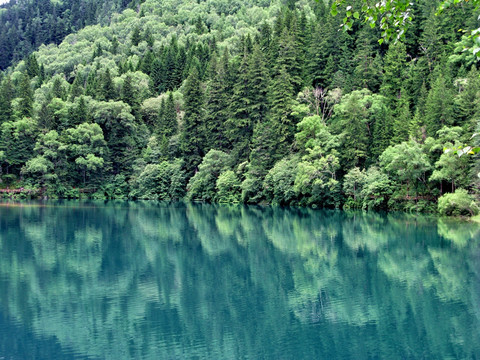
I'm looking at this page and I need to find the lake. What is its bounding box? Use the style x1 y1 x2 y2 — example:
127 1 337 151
0 201 479 359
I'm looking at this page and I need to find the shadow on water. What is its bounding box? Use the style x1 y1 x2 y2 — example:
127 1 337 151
0 200 479 359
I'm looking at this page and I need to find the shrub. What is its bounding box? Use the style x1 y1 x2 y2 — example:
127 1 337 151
438 189 479 217
216 170 241 203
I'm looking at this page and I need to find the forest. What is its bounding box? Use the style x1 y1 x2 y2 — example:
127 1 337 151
0 0 479 215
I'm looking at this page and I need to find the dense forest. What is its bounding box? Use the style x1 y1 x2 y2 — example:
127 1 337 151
0 0 479 215
0 0 138 70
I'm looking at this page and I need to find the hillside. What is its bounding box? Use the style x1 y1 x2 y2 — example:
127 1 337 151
0 0 479 214
0 0 134 70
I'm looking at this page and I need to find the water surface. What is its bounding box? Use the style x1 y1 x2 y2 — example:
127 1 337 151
0 201 479 359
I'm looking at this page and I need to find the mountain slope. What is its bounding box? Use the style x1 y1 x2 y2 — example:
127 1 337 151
0 0 478 214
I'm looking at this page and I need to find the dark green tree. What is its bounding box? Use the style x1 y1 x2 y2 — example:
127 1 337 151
0 77 14 124
18 73 34 118
180 67 206 175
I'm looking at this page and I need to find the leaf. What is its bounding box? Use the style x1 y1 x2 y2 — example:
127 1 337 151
331 5 338 16
378 38 384 45
353 11 360 19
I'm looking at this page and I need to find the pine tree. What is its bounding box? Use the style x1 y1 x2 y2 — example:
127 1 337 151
247 44 269 126
392 90 412 144
455 66 480 133
157 97 166 133
69 73 85 101
180 67 206 174
353 27 383 92
174 46 187 88
51 77 65 100
102 68 116 101
111 36 119 54
164 92 177 137
267 65 296 160
85 67 98 98
424 70 455 137
165 46 178 91
69 96 88 126
308 22 333 88
409 82 428 140
274 28 302 93
151 58 166 94
25 54 40 78
0 77 14 124
226 51 250 154
131 25 141 46
18 73 34 118
380 42 407 105
140 50 155 75
204 54 230 151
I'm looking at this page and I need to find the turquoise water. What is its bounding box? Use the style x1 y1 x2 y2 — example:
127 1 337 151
0 201 479 359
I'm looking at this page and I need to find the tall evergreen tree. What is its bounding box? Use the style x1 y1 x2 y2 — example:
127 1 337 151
204 54 230 151
424 70 455 137
180 67 206 174
0 77 14 124
380 42 407 105
18 73 34 118
102 68 116 101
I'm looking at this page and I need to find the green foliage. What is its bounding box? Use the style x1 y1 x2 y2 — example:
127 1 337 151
380 140 431 187
216 170 241 203
180 67 206 175
438 189 479 216
187 150 231 202
331 89 390 168
360 167 393 210
131 159 186 200
0 0 477 213
264 156 299 206
343 167 366 207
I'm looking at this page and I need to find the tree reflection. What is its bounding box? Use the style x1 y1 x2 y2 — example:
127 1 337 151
0 201 479 358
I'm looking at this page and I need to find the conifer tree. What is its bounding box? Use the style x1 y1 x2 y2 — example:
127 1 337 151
51 77 65 100
308 22 333 88
18 73 34 118
72 96 88 126
392 90 412 144
164 92 177 137
353 28 383 92
102 68 116 101
85 67 98 98
111 36 119 55
69 73 85 101
0 77 14 124
455 66 480 133
409 82 428 140
204 54 230 151
226 50 250 157
267 65 296 159
180 67 206 174
424 70 455 137
380 42 407 105
131 25 141 46
151 58 166 94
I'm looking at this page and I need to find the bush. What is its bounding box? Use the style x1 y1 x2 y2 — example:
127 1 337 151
263 156 299 205
438 189 479 217
186 150 231 202
216 170 241 203
132 159 186 200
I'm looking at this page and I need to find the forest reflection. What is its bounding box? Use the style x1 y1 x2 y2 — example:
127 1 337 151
0 201 479 359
